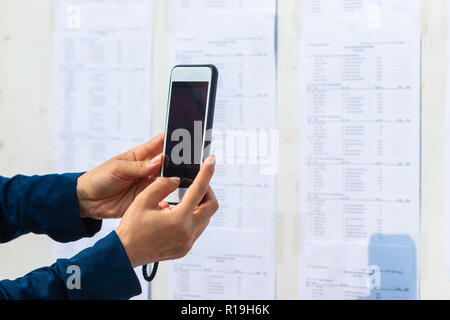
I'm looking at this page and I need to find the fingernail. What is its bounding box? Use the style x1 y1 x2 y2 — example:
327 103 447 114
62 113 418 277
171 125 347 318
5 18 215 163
169 177 180 184
150 154 162 166
205 155 216 166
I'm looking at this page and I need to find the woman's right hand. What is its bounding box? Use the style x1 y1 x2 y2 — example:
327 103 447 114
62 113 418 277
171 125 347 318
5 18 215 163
115 156 218 268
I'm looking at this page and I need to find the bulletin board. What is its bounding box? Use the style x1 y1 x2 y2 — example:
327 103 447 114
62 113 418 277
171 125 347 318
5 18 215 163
0 0 449 299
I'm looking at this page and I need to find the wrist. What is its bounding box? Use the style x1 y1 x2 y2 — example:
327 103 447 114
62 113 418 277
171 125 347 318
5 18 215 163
116 227 138 268
76 175 91 219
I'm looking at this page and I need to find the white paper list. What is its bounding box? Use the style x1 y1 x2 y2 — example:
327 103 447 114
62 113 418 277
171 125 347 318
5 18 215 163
166 1 277 299
52 0 153 299
170 0 273 12
299 0 421 299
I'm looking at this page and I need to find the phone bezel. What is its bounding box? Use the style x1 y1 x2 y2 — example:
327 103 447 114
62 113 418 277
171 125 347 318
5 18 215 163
161 65 215 205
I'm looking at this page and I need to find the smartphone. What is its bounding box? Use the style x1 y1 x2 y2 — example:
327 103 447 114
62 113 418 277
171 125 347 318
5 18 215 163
161 65 218 205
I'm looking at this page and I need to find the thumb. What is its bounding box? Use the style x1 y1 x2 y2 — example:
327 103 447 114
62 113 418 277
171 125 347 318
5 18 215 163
112 154 162 179
138 177 180 208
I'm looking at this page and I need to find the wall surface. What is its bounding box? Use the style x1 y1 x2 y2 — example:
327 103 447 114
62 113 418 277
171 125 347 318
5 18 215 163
420 0 450 299
0 0 449 299
0 0 54 280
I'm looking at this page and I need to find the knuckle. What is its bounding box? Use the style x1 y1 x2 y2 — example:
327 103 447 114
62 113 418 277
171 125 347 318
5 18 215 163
111 160 121 172
160 177 176 188
138 161 146 171
155 177 165 184
124 150 134 160
212 200 219 212
199 183 209 196
155 177 171 189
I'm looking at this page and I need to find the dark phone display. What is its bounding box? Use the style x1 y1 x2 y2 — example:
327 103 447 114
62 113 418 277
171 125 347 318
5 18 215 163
163 81 209 188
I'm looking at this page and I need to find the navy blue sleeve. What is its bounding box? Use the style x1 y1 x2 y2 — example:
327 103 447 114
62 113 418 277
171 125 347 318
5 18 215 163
0 231 142 300
0 173 102 243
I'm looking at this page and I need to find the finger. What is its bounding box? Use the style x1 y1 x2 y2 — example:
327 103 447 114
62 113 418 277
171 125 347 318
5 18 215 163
139 177 180 208
117 133 164 161
113 154 162 180
193 191 219 223
158 201 170 209
177 156 216 212
134 133 164 160
133 175 160 196
195 186 218 209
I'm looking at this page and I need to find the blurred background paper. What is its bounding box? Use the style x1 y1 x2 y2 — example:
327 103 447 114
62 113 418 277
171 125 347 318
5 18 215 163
298 0 421 299
166 0 277 299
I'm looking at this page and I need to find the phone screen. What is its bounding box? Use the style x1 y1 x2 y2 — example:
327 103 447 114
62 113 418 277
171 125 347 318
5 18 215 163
163 81 209 188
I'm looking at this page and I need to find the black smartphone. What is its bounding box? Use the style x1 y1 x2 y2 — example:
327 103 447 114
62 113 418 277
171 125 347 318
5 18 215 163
161 65 218 204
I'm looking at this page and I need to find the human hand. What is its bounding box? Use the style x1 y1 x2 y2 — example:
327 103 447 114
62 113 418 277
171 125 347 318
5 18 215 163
76 134 164 220
115 156 218 268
